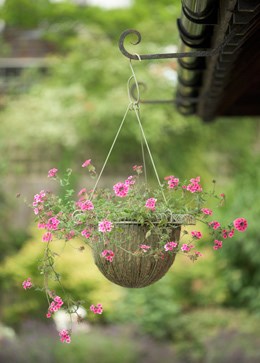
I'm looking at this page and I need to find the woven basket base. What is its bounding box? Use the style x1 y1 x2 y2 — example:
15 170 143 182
92 223 181 288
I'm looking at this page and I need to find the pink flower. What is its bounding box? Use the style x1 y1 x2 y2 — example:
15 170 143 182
125 176 136 186
47 296 64 317
140 244 151 252
78 199 94 211
47 217 60 231
191 230 202 239
233 218 248 232
181 244 194 252
78 188 87 196
209 221 221 230
42 232 53 242
145 198 157 211
113 182 129 197
195 251 203 257
185 176 203 193
201 208 213 215
81 229 91 239
65 230 75 240
222 229 234 239
165 175 179 189
38 223 46 229
164 241 178 251
228 229 234 238
90 303 103 314
22 278 32 290
48 168 58 178
101 249 114 262
33 191 46 204
59 329 71 344
82 159 91 168
98 220 113 233
222 229 228 239
213 240 223 250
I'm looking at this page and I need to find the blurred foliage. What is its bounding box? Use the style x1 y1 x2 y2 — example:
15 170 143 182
0 228 122 326
0 188 29 262
0 311 260 363
54 331 139 363
214 153 260 312
0 0 181 43
110 251 230 340
0 0 260 355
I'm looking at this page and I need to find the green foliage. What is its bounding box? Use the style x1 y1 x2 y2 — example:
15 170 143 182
110 252 231 340
0 0 260 339
215 153 260 312
0 189 29 262
54 331 139 363
1 0 51 29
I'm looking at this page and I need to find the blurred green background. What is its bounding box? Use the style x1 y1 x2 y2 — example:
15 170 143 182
0 1 259 362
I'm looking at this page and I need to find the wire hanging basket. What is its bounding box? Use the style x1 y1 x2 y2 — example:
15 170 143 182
88 62 196 288
92 214 195 288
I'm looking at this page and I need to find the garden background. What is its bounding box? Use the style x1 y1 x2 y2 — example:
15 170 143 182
0 1 259 362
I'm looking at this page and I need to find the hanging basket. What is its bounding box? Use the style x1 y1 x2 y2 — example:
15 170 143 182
92 215 195 288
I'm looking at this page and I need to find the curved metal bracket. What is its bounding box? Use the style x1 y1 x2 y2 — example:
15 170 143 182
119 29 235 60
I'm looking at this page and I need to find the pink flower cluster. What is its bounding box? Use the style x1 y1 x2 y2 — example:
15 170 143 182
191 230 202 239
46 217 60 231
125 175 136 186
101 249 114 262
184 176 203 193
201 208 213 215
98 219 113 233
113 182 129 197
165 175 179 189
76 199 94 211
90 303 103 314
46 296 64 318
233 217 248 232
33 190 46 215
181 244 194 252
48 168 58 178
42 231 53 242
59 329 71 343
213 240 223 250
145 198 157 211
209 221 221 230
81 229 91 239
22 278 32 290
222 229 234 239
164 241 178 251
140 244 151 252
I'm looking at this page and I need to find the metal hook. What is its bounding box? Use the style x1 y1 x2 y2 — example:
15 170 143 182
119 29 236 61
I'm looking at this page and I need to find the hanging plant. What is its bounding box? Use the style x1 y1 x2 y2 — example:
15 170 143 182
22 63 248 343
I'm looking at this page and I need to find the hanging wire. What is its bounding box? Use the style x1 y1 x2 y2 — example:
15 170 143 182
128 60 167 204
90 102 132 199
89 59 167 205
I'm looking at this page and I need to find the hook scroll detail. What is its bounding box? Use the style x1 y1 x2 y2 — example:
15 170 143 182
119 29 236 61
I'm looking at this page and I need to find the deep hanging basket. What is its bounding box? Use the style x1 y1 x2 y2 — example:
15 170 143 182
92 215 194 288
